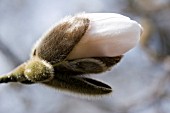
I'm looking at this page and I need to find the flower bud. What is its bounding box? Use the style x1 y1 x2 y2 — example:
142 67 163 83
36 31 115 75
24 58 54 82
67 13 142 60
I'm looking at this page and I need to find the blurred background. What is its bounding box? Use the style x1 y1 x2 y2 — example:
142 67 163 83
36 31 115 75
0 0 170 113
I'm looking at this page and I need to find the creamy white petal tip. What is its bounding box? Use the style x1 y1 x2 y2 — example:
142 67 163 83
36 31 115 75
68 13 143 60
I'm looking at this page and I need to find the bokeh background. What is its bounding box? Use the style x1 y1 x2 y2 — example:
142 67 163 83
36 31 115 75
0 0 170 113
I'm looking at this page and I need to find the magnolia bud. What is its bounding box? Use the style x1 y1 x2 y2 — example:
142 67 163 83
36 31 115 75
0 13 143 96
67 13 142 60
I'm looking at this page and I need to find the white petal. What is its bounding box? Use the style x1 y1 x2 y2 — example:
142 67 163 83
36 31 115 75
84 13 130 21
67 13 142 60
